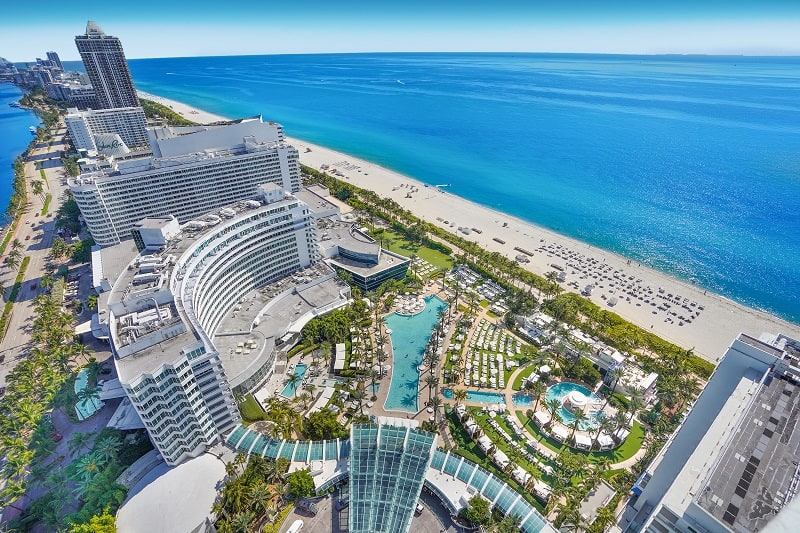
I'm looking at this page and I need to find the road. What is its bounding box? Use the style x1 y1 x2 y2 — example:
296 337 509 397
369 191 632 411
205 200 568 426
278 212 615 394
0 124 73 388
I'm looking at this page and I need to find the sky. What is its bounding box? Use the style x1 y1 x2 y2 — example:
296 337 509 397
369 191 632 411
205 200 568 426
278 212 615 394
1 0 800 61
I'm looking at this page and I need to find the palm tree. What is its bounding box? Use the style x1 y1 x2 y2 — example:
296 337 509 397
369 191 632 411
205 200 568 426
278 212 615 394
424 373 438 403
70 451 107 483
429 396 443 424
230 510 256 533
68 431 94 456
592 417 615 451
31 179 45 203
529 380 546 413
286 371 302 392
94 435 122 464
248 483 276 522
607 365 625 395
453 388 468 407
545 398 561 428
569 410 588 443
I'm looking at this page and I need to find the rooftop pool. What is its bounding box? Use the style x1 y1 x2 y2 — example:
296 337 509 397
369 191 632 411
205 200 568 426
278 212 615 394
384 295 448 413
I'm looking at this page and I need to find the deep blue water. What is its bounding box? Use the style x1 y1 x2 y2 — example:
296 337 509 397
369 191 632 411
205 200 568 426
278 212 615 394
0 83 39 223
76 54 800 323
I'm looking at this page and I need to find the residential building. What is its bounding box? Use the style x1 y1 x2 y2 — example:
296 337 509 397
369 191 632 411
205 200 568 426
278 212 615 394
46 51 63 71
75 21 139 109
622 332 800 533
69 118 300 246
106 185 349 465
65 106 150 154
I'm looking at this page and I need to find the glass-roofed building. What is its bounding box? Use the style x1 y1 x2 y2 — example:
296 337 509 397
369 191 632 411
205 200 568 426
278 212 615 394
349 418 436 533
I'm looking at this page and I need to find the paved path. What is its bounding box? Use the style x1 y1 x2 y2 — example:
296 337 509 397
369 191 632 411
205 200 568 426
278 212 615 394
0 125 73 388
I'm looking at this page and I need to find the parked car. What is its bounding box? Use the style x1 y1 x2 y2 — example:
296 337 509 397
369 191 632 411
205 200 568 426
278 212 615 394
53 433 63 442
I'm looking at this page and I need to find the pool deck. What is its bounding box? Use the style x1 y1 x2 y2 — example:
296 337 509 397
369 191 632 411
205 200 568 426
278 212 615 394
438 301 649 468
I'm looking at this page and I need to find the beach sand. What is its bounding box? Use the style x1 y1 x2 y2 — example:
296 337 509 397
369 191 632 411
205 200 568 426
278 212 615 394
137 90 800 363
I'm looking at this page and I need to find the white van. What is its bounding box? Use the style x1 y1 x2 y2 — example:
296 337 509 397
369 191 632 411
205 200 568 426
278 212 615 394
287 519 304 533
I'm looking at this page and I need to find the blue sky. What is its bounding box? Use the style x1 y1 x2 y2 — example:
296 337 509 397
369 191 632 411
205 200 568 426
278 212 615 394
2 1 799 61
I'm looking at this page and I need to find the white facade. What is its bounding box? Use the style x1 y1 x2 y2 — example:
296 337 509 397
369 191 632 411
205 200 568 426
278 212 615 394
65 106 149 153
108 188 330 465
624 332 800 533
69 119 300 246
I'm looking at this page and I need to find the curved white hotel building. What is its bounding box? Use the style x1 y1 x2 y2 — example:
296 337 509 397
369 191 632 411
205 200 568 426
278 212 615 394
70 118 300 246
107 184 350 465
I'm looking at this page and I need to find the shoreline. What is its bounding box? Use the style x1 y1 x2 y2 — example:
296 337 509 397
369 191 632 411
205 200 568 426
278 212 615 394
136 90 800 362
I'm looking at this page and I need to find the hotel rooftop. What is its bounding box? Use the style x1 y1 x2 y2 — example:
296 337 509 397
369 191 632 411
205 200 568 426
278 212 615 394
626 332 800 533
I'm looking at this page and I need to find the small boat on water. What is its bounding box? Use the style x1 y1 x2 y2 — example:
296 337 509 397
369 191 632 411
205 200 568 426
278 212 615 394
29 126 36 135
9 102 21 108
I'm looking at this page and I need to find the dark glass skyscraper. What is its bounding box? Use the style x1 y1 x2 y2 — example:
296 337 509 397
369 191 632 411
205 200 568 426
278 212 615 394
75 21 139 109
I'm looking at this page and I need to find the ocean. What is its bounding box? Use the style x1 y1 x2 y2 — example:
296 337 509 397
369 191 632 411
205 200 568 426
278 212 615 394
69 54 800 323
0 83 39 222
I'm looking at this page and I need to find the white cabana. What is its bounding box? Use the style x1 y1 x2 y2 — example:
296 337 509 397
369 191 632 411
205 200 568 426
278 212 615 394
533 411 551 427
552 425 569 442
477 435 493 452
596 433 615 450
493 449 510 470
511 466 531 485
464 419 478 436
574 433 593 450
532 480 553 502
614 427 630 443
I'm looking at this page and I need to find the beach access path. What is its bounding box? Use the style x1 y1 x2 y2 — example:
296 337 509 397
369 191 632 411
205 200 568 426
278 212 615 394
136 90 800 363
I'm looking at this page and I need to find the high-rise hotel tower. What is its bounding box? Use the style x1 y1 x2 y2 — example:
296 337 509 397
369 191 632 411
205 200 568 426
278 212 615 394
75 21 139 109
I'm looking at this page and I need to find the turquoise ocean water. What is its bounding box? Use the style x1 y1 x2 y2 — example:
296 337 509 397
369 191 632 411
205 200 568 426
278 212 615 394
0 83 39 222
59 54 800 323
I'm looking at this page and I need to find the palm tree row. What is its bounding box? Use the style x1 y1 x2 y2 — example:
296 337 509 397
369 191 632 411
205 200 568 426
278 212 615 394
0 292 83 510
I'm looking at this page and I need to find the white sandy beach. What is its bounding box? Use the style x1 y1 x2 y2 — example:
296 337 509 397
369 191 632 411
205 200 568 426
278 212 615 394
137 90 800 363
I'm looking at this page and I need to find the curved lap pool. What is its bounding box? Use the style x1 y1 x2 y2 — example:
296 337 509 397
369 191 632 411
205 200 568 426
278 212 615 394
384 295 448 413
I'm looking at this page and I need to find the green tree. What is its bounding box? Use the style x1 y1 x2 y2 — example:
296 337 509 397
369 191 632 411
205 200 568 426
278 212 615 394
286 468 315 499
461 495 491 527
69 508 116 532
68 432 94 456
303 408 348 440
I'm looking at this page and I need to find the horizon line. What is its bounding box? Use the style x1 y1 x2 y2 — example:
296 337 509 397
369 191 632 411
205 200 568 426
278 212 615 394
40 50 800 63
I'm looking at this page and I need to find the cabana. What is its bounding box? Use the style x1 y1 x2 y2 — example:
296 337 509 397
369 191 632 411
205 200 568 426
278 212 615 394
477 435 493 452
613 427 630 443
574 433 592 450
596 433 615 451
464 419 479 436
493 449 510 470
552 425 569 442
532 480 553 503
511 466 531 486
533 411 551 428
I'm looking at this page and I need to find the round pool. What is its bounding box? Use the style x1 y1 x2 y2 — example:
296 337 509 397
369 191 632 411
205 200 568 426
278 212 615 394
545 382 605 431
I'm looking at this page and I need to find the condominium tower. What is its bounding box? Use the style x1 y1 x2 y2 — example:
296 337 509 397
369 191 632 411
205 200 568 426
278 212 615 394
75 21 139 109
69 118 300 246
65 106 150 154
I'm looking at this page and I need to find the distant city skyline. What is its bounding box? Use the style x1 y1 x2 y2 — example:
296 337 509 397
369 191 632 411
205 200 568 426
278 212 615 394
1 1 800 61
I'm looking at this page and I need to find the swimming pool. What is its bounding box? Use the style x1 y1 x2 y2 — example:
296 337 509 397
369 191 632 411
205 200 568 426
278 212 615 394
545 382 605 430
442 388 506 405
74 367 105 421
280 363 308 398
384 295 448 413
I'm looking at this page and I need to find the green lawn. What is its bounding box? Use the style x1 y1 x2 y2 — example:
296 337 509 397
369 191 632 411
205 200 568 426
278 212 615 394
239 394 267 423
515 410 645 464
376 229 453 270
512 364 540 390
447 410 546 512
